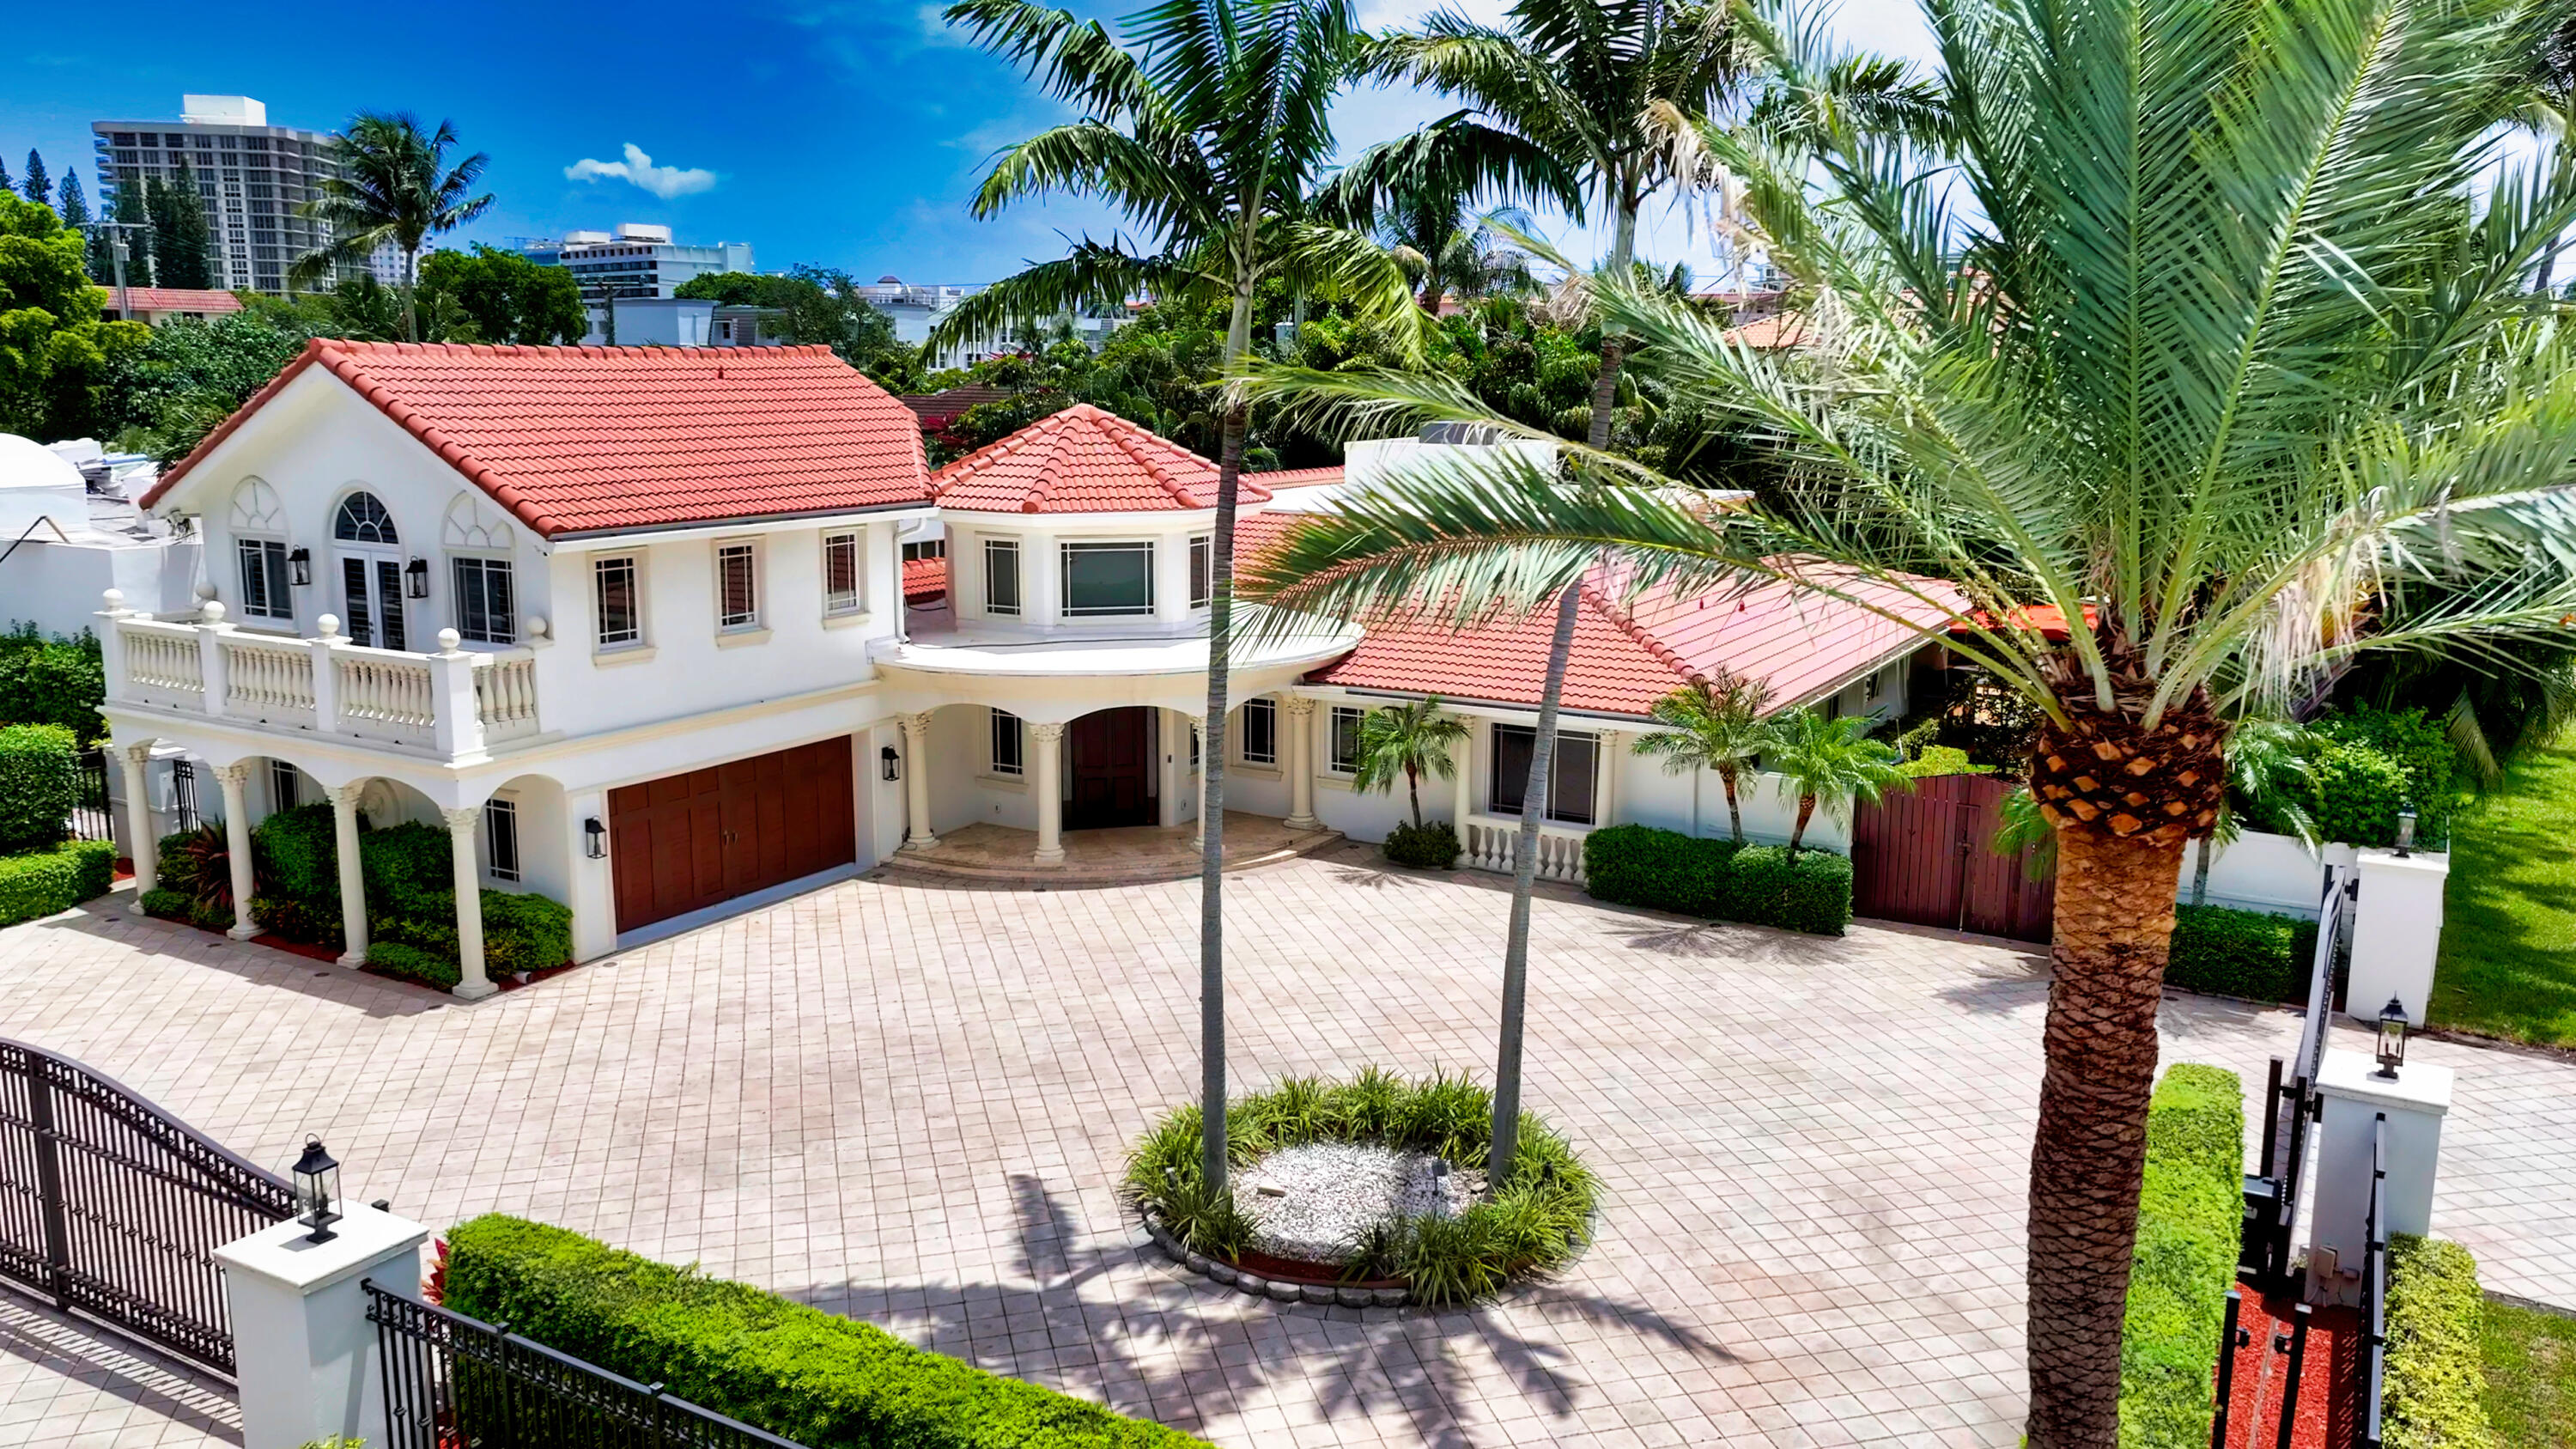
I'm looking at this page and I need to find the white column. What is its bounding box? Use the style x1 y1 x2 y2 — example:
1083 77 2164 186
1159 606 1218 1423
118 741 159 908
331 782 369 966
442 807 495 1001
1452 717 1474 827
1030 721 1067 865
1595 730 1623 830
901 711 939 847
2306 1050 2452 1306
2348 847 2450 1026
1283 698 1320 831
1157 709 1183 828
1188 715 1207 849
212 763 258 939
427 630 483 758
96 589 131 701
309 615 344 734
215 1203 431 1449
197 601 233 718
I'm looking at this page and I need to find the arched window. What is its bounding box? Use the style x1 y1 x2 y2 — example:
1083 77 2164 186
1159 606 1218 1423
333 492 398 545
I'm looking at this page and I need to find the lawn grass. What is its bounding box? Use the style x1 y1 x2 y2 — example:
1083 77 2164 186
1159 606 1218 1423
2482 1300 2576 1447
2427 743 2576 1047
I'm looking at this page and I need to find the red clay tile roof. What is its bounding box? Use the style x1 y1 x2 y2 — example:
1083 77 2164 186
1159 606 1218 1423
903 555 950 603
1245 466 1343 490
898 384 1018 429
143 341 933 536
1722 313 1812 350
930 404 1274 514
97 286 244 315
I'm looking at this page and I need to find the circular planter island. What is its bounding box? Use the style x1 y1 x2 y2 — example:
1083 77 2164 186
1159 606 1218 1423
1125 1070 1598 1307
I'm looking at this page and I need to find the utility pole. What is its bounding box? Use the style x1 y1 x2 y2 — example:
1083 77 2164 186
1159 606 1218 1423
94 219 149 319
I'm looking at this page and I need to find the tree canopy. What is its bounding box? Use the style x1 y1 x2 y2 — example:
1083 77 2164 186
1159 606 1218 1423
0 193 146 439
418 245 586 344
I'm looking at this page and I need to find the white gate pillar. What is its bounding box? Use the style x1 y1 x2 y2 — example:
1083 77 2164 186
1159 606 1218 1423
215 1204 430 1449
2306 1048 2451 1306
2348 847 2449 1026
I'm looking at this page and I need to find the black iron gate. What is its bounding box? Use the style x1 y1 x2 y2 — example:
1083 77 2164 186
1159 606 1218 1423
0 1036 295 1375
70 748 113 843
2240 862 2355 1288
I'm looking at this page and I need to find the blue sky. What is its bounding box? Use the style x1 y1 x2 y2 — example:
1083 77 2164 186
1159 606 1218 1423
0 0 1938 287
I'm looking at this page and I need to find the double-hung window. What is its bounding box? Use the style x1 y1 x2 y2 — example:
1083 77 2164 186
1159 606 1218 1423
823 532 865 616
484 796 521 882
989 709 1024 776
451 557 515 643
236 538 291 620
1489 726 1601 825
717 543 759 630
984 539 1021 616
1188 535 1212 609
1327 705 1364 774
594 556 641 648
1240 697 1278 767
1060 541 1153 617
268 759 299 812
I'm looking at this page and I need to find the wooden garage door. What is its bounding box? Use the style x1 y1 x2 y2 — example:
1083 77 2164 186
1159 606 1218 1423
607 737 856 933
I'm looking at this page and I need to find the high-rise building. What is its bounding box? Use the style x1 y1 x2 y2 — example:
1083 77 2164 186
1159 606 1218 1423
89 96 343 295
513 224 754 302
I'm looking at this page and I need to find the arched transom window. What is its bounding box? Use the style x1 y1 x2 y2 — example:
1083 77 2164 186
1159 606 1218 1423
334 492 399 545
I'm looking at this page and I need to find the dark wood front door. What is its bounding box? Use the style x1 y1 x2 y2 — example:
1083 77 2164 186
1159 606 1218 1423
1067 707 1155 829
607 736 856 934
1850 772 2056 942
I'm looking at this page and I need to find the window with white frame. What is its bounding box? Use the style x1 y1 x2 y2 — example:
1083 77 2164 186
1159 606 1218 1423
823 532 865 616
989 709 1024 776
1060 541 1153 617
484 796 521 882
451 556 515 643
1240 697 1277 767
1489 725 1601 825
1327 705 1364 774
268 759 299 812
716 543 759 630
984 538 1021 616
236 538 291 619
594 556 641 648
1188 534 1212 609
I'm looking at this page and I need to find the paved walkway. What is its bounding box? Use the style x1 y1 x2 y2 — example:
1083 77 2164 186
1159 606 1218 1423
2 844 2570 1448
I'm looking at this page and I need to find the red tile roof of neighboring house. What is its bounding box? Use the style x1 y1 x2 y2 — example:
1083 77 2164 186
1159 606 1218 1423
903 555 950 604
897 385 1018 430
1245 466 1343 490
1953 602 2098 642
143 341 933 536
97 286 244 316
930 404 1273 514
1722 312 1812 350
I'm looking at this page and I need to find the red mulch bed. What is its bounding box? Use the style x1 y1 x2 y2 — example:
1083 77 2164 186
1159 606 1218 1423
2219 1290 2365 1449
148 913 577 998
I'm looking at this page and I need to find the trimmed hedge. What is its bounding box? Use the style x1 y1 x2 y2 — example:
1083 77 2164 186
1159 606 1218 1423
366 941 459 990
0 723 79 850
246 807 569 976
2166 904 2319 1003
1381 820 1460 869
0 838 117 926
2313 705 2459 850
2117 1063 2245 1449
2383 1236 2500 1449
1583 824 1851 935
445 1215 1211 1449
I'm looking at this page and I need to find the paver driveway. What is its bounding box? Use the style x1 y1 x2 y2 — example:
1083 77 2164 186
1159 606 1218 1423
3 844 2572 1449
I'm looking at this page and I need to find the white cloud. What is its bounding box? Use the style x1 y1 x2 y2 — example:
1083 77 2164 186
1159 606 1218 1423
563 143 718 201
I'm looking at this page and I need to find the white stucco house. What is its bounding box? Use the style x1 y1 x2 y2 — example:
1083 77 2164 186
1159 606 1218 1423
94 340 1947 998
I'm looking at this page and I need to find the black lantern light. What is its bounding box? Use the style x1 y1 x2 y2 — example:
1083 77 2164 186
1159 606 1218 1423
286 547 312 587
583 817 606 859
2395 807 2418 857
2374 996 2409 1079
403 557 430 599
881 746 902 782
291 1136 343 1243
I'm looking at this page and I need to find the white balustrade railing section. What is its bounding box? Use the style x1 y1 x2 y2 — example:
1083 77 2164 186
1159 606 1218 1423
474 653 540 743
333 652 437 746
220 637 317 724
1461 814 1591 885
121 624 205 702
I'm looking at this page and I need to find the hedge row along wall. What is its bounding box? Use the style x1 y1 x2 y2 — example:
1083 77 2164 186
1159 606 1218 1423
1582 825 1853 935
445 1215 1211 1448
2117 1062 2244 1449
2166 904 2320 1004
2381 1236 2500 1449
0 839 116 927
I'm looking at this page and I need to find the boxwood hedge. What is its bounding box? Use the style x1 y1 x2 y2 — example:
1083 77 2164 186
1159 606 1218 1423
0 723 79 851
2117 1063 2245 1449
0 838 116 926
2166 905 2319 1004
2382 1236 2500 1449
444 1215 1209 1449
1583 825 1851 935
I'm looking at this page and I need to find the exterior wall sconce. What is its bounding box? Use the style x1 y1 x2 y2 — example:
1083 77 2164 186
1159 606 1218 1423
2394 807 2417 857
286 547 312 586
2374 996 2409 1078
881 746 902 782
291 1136 343 1244
404 557 429 599
584 817 606 858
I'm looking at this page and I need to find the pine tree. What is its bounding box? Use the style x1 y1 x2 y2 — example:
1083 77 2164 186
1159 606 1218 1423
22 150 50 206
0 155 13 194
152 161 213 289
109 176 154 288
54 172 88 229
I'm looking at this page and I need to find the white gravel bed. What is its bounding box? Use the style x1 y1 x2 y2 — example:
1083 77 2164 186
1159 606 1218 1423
1232 1141 1480 1263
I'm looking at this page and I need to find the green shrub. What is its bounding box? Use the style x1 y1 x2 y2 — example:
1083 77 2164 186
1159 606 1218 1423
0 625 106 742
2312 741 2418 850
361 821 453 918
159 823 234 916
1583 825 1851 934
366 941 461 990
444 1215 1211 1449
1381 819 1461 869
155 829 203 898
2166 904 2319 1003
139 886 192 920
1727 844 1855 935
250 894 343 950
252 802 338 902
2117 1063 2245 1449
0 723 79 850
2383 1236 2500 1449
2314 704 2459 848
0 839 118 925
1899 745 1994 778
482 890 571 975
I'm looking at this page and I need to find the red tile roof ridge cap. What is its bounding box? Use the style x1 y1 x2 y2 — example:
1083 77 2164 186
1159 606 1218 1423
1580 575 1704 691
1099 410 1204 506
927 405 1067 501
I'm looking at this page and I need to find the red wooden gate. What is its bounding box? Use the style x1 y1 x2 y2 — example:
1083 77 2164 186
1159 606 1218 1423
1850 774 2056 942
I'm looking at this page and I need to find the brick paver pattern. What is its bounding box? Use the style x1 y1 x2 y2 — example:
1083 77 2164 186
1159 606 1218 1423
2 843 2570 1448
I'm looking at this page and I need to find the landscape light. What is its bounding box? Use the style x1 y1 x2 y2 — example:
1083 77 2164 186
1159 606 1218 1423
2374 997 2409 1079
291 1136 343 1244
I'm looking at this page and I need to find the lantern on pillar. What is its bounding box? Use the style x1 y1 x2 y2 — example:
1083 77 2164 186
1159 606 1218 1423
2374 996 2409 1079
291 1136 343 1243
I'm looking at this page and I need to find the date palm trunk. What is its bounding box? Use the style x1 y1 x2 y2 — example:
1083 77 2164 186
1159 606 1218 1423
1584 199 1638 451
1720 765 1745 842
1489 580 1582 1185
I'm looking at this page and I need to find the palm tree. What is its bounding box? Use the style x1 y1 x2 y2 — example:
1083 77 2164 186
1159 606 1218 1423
1350 697 1473 827
1321 113 1581 314
1631 675 1776 841
932 0 1421 1196
2188 721 2318 907
1759 708 1908 856
2524 16 2576 291
1241 0 2576 1438
290 113 493 344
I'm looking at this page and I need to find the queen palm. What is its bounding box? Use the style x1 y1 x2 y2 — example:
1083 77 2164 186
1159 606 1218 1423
1241 0 2576 1438
932 0 1421 1196
1631 674 1776 841
1350 697 1473 828
289 113 492 343
1759 707 1908 856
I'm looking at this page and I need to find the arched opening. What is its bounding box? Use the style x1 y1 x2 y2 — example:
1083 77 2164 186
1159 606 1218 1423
331 490 409 649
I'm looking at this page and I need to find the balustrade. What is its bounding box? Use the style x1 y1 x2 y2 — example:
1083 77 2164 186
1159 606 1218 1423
220 637 317 724
1461 814 1591 884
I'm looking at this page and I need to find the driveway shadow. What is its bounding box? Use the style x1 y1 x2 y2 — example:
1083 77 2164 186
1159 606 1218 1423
32 901 448 1020
0 1284 241 1442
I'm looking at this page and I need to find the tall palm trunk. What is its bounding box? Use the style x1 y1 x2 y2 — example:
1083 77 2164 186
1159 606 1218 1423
1584 199 1638 451
1789 793 1814 855
1198 274 1255 1194
401 244 420 344
1406 765 1424 828
2026 825 2189 1447
1719 765 1744 842
2190 836 2212 907
1489 581 1580 1184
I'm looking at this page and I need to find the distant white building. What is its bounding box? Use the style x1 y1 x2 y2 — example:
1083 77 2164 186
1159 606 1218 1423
91 95 336 296
520 224 754 303
860 276 1133 370
0 437 196 641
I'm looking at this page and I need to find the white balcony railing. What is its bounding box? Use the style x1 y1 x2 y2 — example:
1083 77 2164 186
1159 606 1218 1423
1461 814 1591 885
100 595 544 758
